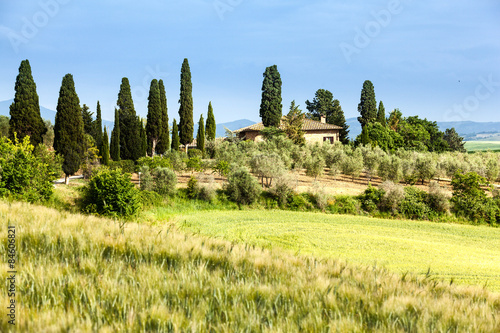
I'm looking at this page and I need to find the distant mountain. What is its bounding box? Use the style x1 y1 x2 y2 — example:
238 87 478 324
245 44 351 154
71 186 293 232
0 99 114 130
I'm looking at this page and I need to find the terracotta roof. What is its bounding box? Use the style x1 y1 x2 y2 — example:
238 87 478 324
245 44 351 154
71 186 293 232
234 117 342 133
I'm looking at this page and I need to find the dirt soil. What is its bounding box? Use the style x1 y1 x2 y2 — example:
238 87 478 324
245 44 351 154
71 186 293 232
130 169 456 196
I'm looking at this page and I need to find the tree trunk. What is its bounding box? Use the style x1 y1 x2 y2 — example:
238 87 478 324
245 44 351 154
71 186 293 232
65 175 69 185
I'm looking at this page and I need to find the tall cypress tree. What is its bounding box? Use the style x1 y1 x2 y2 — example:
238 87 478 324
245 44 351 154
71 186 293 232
110 108 120 161
178 58 194 151
357 80 377 129
101 126 110 166
117 78 140 160
197 114 205 154
205 101 216 141
140 118 147 158
377 101 386 127
146 79 161 156
171 118 180 151
332 99 350 144
9 59 47 145
53 74 84 184
156 79 169 154
93 101 103 153
259 65 282 127
81 104 94 136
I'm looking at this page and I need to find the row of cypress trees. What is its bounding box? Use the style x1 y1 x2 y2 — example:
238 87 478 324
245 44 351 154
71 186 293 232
8 59 217 182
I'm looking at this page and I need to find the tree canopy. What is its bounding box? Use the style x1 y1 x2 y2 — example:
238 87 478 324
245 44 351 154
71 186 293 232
179 58 194 148
357 80 377 129
206 102 216 141
259 65 282 127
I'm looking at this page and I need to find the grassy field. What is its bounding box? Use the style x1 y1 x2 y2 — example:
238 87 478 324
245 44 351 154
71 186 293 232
465 141 500 152
176 210 500 291
1 201 500 331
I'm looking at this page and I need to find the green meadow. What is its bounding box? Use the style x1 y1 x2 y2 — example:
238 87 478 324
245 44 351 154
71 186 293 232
177 210 500 291
1 200 500 331
465 141 500 152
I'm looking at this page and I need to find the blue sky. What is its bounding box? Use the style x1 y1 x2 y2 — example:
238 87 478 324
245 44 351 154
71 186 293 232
0 0 499 124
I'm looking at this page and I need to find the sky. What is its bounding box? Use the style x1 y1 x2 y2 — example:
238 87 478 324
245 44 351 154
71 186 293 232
0 0 499 124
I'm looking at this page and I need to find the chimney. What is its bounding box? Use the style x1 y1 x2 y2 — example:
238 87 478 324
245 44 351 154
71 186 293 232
320 114 326 123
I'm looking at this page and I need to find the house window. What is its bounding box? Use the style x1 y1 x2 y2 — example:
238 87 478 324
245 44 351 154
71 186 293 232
323 137 334 144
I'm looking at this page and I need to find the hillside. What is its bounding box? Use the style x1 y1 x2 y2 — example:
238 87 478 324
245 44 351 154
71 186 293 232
1 199 499 331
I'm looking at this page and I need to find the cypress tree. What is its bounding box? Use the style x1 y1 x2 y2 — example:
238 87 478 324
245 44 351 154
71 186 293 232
205 101 216 141
117 78 140 160
93 101 103 153
81 104 94 135
140 118 147 158
156 79 170 154
178 58 194 151
357 80 377 129
9 59 47 145
259 65 282 127
332 99 350 144
171 118 180 151
197 114 205 154
110 108 120 161
377 101 386 126
146 79 161 156
101 126 110 166
53 74 84 184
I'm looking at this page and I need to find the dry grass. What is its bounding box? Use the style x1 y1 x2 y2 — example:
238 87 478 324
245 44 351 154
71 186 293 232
1 200 499 332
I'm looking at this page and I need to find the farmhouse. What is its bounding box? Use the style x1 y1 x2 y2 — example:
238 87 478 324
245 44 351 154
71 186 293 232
234 115 342 144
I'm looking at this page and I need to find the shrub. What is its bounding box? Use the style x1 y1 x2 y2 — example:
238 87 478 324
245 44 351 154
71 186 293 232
186 176 198 199
197 174 217 202
212 160 231 178
399 186 431 220
225 168 261 205
153 167 177 196
328 196 360 215
378 181 405 213
81 168 140 218
428 181 450 213
136 156 172 171
138 190 163 209
109 160 135 174
358 185 384 213
81 146 101 180
187 148 203 159
450 171 497 223
287 193 314 211
185 157 204 173
310 182 329 210
138 165 154 191
0 137 60 203
269 174 295 207
164 150 186 171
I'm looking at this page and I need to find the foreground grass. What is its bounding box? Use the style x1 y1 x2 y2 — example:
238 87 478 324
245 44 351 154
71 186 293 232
177 210 500 291
1 201 500 332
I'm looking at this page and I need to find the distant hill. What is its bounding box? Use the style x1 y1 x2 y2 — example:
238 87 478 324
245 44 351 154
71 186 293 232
0 99 255 138
345 117 500 141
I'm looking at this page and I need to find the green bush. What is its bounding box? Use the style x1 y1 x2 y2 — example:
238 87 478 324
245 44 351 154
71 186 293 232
378 181 405 213
358 185 384 213
287 193 314 211
428 181 450 214
186 176 198 199
81 168 140 218
225 168 261 205
186 157 204 173
138 190 163 209
328 196 360 215
269 175 294 207
187 148 203 159
399 187 431 220
0 137 61 203
109 160 135 174
138 165 154 191
152 167 177 196
136 156 172 171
